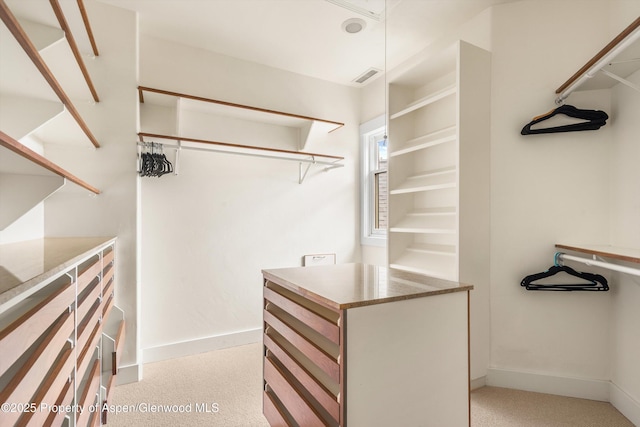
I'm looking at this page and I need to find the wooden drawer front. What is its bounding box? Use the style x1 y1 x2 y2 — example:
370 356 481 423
265 333 339 424
113 320 126 374
264 286 339 345
77 321 101 382
77 299 101 356
264 390 291 427
77 277 101 325
0 311 74 427
0 281 74 377
44 376 74 427
103 247 115 268
102 263 115 292
16 347 74 427
77 359 100 427
264 356 326 427
264 309 339 384
77 257 102 294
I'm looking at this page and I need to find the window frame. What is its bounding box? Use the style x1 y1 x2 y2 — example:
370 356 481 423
360 115 387 247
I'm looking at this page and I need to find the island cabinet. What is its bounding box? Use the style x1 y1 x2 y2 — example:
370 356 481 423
0 237 125 427
262 263 472 427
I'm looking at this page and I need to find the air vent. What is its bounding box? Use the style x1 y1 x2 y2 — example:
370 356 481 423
353 68 382 84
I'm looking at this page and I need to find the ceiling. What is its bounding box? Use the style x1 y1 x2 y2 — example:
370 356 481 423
96 0 516 86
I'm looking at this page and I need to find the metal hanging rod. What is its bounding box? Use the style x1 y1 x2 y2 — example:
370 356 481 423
556 252 640 278
555 17 640 104
137 133 344 183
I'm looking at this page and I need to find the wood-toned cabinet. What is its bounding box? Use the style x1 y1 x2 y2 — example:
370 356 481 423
0 237 124 427
262 263 472 427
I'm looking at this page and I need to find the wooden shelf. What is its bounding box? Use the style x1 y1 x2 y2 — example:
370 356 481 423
556 17 640 100
138 86 344 150
555 244 640 264
0 1 100 148
0 130 100 195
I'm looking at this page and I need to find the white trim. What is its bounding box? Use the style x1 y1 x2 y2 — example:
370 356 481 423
486 368 610 401
470 375 486 391
610 382 640 426
142 328 262 364
360 114 387 247
115 363 143 385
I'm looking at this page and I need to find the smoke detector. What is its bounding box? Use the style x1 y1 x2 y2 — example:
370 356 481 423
342 18 366 34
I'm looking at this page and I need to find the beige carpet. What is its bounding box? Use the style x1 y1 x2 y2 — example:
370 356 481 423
107 343 634 426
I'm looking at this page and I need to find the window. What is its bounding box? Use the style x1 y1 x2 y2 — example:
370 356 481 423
360 115 387 246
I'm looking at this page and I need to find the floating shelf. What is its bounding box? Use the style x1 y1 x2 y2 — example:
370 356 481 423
138 86 344 151
0 2 100 148
556 17 640 103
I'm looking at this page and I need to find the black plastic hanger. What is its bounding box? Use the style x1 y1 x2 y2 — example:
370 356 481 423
521 104 608 135
520 264 609 291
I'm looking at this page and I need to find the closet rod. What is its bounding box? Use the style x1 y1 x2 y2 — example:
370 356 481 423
137 132 344 166
555 17 640 104
50 0 99 102
137 86 344 131
0 0 100 148
557 252 640 278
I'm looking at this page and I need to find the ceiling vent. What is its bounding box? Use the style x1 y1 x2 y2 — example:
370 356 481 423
353 67 382 84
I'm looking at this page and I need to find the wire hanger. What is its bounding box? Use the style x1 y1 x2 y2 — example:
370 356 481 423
520 252 609 291
521 104 609 135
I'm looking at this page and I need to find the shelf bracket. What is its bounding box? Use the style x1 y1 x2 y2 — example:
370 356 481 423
299 158 314 184
599 69 640 93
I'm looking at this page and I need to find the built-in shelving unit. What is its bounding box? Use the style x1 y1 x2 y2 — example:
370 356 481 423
0 0 102 231
387 40 491 281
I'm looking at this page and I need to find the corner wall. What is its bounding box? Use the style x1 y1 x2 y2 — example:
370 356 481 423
488 1 640 422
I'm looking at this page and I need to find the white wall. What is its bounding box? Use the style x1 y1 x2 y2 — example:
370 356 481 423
488 1 640 418
43 1 140 377
138 36 361 361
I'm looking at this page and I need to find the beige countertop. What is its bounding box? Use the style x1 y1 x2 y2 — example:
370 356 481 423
0 237 116 305
262 263 472 310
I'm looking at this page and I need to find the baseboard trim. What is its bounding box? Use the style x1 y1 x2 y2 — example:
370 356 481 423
116 363 142 385
142 328 262 364
471 376 487 391
486 368 610 401
610 382 640 426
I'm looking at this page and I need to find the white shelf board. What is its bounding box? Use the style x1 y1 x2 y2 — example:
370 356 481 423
390 126 457 157
390 85 456 120
390 166 456 195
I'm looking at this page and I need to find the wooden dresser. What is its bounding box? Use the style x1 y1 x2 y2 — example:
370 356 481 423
0 237 125 427
262 263 472 427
